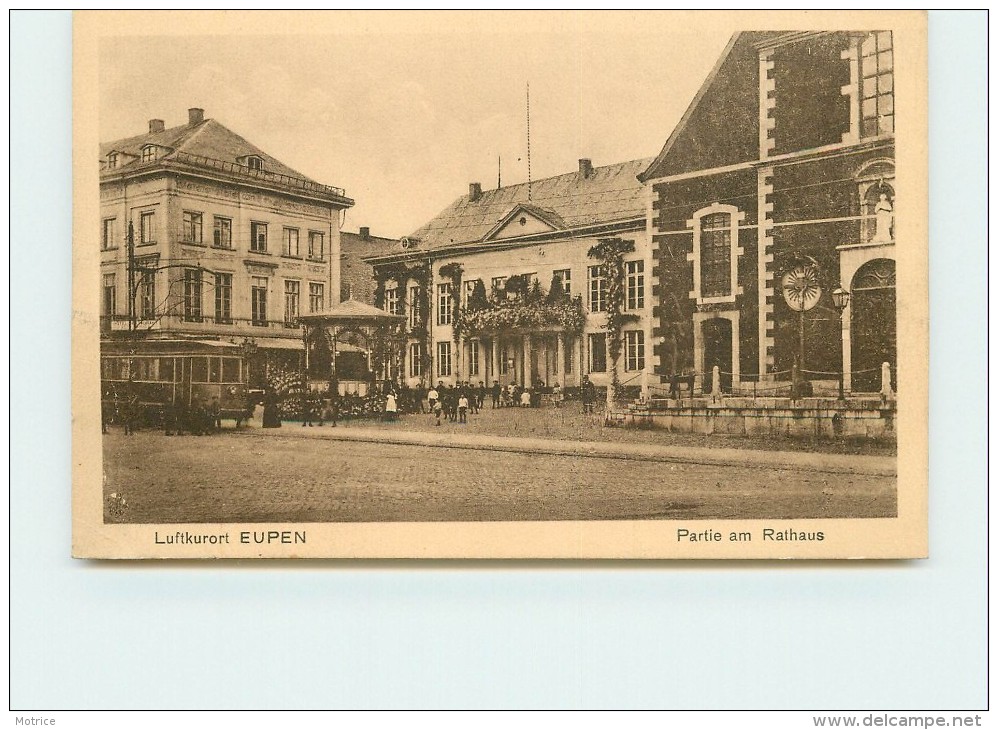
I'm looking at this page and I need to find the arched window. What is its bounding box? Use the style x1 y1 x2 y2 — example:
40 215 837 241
688 203 744 304
700 212 731 298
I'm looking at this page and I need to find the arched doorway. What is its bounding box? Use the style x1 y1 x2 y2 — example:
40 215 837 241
702 317 733 393
850 259 896 393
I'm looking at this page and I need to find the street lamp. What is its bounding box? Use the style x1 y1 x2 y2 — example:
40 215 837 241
831 286 851 401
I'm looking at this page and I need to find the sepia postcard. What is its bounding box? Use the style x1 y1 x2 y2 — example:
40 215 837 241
72 10 928 559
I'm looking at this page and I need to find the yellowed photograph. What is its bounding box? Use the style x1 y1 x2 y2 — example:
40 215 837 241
73 10 927 558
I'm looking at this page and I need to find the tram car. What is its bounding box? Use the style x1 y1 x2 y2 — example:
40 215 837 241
100 340 249 427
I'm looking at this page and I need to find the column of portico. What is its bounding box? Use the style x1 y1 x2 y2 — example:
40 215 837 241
555 332 568 385
523 334 533 388
489 338 498 387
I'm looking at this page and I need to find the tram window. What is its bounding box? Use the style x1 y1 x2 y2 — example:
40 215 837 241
118 360 131 380
191 357 209 383
102 358 114 379
209 357 222 383
134 358 160 381
222 358 241 383
159 358 175 382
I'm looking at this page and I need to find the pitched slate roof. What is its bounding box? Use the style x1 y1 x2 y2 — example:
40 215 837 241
100 115 351 202
409 157 654 251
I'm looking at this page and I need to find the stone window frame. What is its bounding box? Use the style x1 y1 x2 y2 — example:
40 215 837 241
687 202 745 305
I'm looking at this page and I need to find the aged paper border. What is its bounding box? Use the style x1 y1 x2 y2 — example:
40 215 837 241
72 9 928 559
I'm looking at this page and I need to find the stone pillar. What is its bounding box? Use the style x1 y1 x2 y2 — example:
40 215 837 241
523 334 533 388
841 301 852 393
711 365 721 397
490 338 499 387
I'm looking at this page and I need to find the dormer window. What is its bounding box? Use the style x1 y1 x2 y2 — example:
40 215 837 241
141 145 158 162
107 153 118 170
246 156 263 171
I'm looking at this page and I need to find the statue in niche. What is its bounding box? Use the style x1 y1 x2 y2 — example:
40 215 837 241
872 190 894 242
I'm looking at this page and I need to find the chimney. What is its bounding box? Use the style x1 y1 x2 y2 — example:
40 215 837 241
148 119 165 133
469 182 482 202
188 107 205 126
579 158 594 179
359 226 370 240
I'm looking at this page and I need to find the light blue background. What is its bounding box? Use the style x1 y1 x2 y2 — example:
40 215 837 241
10 11 986 710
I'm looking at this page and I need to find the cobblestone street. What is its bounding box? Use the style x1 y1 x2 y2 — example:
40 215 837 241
102 421 896 523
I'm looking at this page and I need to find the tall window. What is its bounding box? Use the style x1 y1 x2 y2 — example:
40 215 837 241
251 277 268 326
101 218 116 250
408 285 421 328
107 153 118 170
250 222 268 253
625 331 645 372
182 211 203 244
564 336 574 374
464 279 481 305
214 273 232 324
491 276 507 294
437 283 453 325
468 340 480 376
284 280 300 325
183 269 203 322
308 231 324 260
102 273 116 318
283 227 300 257
139 211 156 244
700 213 732 298
437 341 452 377
409 343 424 378
553 268 571 295
139 272 156 320
861 31 894 138
309 282 325 313
588 265 607 312
384 286 400 316
626 260 645 310
213 217 232 249
588 333 607 373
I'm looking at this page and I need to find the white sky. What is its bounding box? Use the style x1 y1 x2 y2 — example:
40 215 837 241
99 13 731 239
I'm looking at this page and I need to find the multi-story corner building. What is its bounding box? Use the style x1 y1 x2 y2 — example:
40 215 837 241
639 31 896 395
99 107 353 379
366 158 656 396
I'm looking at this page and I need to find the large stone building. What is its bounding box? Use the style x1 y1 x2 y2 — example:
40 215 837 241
99 108 353 382
639 31 896 395
366 158 656 395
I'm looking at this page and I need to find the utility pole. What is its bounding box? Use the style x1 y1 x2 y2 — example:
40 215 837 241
127 220 136 336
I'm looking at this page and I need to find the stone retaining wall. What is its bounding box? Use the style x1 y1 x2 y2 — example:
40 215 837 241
622 397 896 441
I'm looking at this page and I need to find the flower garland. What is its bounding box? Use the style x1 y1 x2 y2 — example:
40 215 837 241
458 296 586 338
588 237 638 400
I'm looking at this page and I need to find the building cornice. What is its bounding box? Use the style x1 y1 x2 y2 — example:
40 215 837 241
643 137 894 187
100 161 354 210
362 217 646 267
